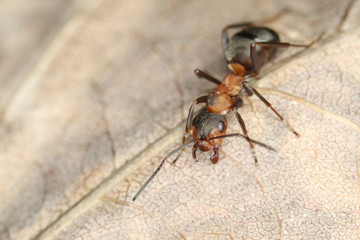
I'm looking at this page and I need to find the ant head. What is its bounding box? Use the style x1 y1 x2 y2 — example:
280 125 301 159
191 112 227 155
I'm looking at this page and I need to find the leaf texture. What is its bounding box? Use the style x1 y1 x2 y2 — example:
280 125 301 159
0 0 359 239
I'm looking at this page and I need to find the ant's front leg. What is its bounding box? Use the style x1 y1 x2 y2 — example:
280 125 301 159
183 96 208 144
171 96 207 165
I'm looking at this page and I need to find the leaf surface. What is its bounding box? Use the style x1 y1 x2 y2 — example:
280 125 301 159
0 0 359 239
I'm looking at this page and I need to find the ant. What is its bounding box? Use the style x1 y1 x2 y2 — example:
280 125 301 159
132 111 275 201
133 23 313 201
183 23 312 163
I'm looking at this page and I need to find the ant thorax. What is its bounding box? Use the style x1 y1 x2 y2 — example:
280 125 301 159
222 74 243 96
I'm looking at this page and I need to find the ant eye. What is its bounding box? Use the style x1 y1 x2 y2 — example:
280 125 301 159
217 121 225 132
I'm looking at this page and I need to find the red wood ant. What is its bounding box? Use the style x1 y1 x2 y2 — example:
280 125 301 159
133 23 312 201
132 111 274 201
183 23 311 163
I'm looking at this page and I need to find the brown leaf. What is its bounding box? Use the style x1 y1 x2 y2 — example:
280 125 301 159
0 0 359 239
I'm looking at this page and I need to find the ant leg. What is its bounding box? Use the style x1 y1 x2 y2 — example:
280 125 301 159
183 95 208 144
233 98 258 164
250 41 312 75
222 12 286 51
194 69 222 85
222 23 253 51
171 96 207 165
243 82 299 136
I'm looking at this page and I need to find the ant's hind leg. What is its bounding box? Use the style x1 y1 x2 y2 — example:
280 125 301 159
222 11 287 51
222 23 253 50
250 41 312 75
243 82 299 136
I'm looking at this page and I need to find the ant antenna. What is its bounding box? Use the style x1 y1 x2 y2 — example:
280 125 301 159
210 134 276 152
132 139 195 201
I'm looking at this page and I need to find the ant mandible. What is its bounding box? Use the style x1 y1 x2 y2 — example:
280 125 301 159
183 23 311 163
132 111 275 201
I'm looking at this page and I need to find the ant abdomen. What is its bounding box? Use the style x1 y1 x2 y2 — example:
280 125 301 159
224 26 280 70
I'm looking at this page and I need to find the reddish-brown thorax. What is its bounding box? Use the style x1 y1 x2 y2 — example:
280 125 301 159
206 73 244 114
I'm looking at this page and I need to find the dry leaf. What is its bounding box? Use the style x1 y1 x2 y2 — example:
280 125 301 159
0 0 359 239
